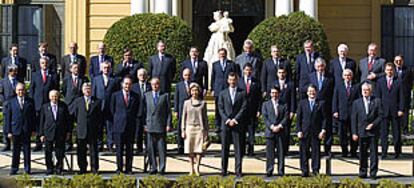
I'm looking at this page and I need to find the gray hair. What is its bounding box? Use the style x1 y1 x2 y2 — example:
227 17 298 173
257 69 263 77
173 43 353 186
361 82 373 90
337 43 349 52
7 64 18 72
243 39 254 47
39 56 49 62
82 82 92 90
314 57 326 69
342 68 353 77
137 68 147 76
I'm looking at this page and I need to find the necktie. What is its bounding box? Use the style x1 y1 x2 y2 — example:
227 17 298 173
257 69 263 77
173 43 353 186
318 74 323 91
185 82 189 94
103 75 108 87
73 77 78 87
279 81 284 91
231 89 235 104
368 58 373 71
246 78 251 94
141 83 145 95
192 60 197 74
124 93 129 106
160 55 164 63
99 55 103 63
387 79 392 90
85 98 90 111
52 104 57 120
274 101 278 117
42 71 47 83
11 78 16 89
19 98 23 109
346 82 351 97
310 101 314 111
306 53 310 64
154 93 159 105
221 61 226 71
12 57 15 65
365 98 370 114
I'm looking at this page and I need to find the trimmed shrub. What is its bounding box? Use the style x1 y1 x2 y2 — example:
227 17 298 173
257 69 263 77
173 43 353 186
140 175 170 188
107 173 136 188
103 13 193 80
248 11 330 68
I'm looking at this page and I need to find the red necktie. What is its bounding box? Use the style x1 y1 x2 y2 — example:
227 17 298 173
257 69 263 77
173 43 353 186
42 71 47 83
387 79 392 90
124 93 129 106
368 59 373 71
246 79 250 94
346 83 351 97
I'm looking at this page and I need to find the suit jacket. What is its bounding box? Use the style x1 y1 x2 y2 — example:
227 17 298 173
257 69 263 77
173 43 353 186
113 60 143 82
261 57 291 92
132 81 151 121
29 71 59 111
174 81 191 115
235 52 262 79
149 53 176 93
0 56 27 81
62 75 88 114
4 96 36 136
31 53 58 73
218 87 247 130
89 55 114 78
211 60 238 96
395 65 413 109
61 54 87 78
295 52 321 93
0 77 18 106
91 74 118 114
39 101 70 141
358 56 386 82
238 76 261 116
351 97 382 138
144 91 172 133
273 80 296 113
296 99 326 136
262 100 288 138
180 59 208 90
308 72 334 105
332 81 360 120
110 91 140 133
375 76 404 117
73 96 102 139
329 57 357 84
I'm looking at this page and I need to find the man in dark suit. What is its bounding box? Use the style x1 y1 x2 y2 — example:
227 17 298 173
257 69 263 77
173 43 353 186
114 48 143 82
235 39 262 80
149 41 176 94
92 61 118 151
358 43 386 83
218 72 247 177
144 77 172 174
295 40 321 99
211 48 239 133
308 58 334 157
274 68 296 154
31 42 58 73
393 55 413 134
332 69 360 157
39 90 71 175
0 43 27 81
73 83 102 174
61 42 87 78
62 63 89 151
238 63 261 156
262 86 288 177
261 45 291 96
29 57 60 151
296 84 326 177
351 82 382 179
0 65 19 151
329 43 357 84
110 76 140 174
132 68 151 153
174 68 191 154
5 83 35 175
89 42 114 78
180 47 208 95
376 63 404 159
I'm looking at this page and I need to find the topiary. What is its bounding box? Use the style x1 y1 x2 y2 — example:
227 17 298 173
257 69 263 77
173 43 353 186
248 11 330 69
103 13 193 81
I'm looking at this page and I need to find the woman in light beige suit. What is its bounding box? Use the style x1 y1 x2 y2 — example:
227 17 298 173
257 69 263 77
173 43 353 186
181 83 209 175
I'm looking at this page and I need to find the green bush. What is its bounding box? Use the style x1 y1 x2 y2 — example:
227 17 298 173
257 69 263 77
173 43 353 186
173 175 204 188
378 179 405 188
107 174 136 188
338 177 369 188
71 173 105 188
43 176 71 188
140 175 170 188
239 176 267 188
103 13 193 80
205 175 235 188
248 11 330 68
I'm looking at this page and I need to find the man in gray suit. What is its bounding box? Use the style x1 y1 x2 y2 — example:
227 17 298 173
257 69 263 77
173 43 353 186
359 43 386 83
144 77 172 175
235 39 262 80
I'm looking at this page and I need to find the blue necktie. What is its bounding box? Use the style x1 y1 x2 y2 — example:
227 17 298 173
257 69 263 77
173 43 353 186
153 93 159 105
310 101 314 111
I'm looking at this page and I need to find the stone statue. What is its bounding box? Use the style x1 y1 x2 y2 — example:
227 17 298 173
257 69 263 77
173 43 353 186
204 10 236 84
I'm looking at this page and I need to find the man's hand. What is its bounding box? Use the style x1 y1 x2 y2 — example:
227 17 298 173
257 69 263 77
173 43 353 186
228 120 235 127
181 132 186 139
211 91 214 96
203 90 207 97
144 126 148 132
366 123 374 130
297 132 303 139
398 111 404 117
367 73 376 80
7 133 12 140
256 112 261 118
318 130 325 140
175 112 178 118
40 136 45 143
262 92 267 98
333 112 339 119
352 134 359 141
289 112 295 120
166 126 172 132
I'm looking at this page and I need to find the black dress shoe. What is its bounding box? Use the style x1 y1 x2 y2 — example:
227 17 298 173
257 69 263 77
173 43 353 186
394 153 400 159
358 174 367 178
159 171 165 175
381 155 387 160
236 173 242 178
149 170 157 175
55 170 63 175
9 171 17 175
46 170 54 175
32 146 42 152
116 170 121 175
221 172 228 176
301 173 309 177
265 173 272 177
369 175 377 180
125 171 133 175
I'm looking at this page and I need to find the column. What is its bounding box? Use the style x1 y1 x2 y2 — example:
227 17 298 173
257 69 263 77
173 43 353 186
172 0 178 16
154 0 172 15
131 0 147 15
275 0 293 16
299 0 318 19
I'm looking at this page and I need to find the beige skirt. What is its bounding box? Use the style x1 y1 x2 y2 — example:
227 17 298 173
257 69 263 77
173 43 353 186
184 124 204 154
